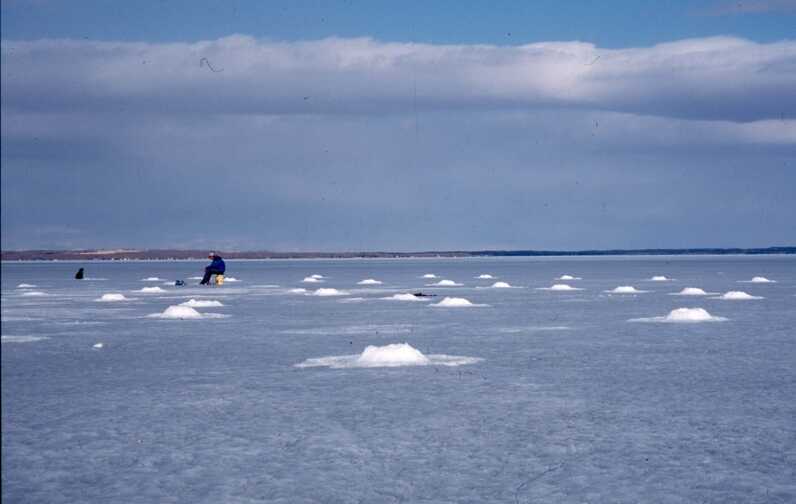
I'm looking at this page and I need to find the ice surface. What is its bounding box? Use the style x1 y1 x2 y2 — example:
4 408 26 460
311 288 348 296
746 276 775 283
180 299 224 307
302 276 322 283
716 291 764 300
430 297 486 307
2 335 49 343
141 277 163 281
421 273 437 278
491 281 512 288
537 284 583 291
498 326 572 333
477 274 494 279
650 275 671 281
630 307 728 323
357 278 382 285
295 342 482 369
338 297 367 303
430 279 462 286
187 276 203 280
20 291 48 297
16 283 36 288
139 286 165 293
96 293 128 302
605 286 647 294
672 287 712 296
383 293 427 301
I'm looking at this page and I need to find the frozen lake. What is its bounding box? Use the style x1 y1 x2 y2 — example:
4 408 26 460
2 256 795 503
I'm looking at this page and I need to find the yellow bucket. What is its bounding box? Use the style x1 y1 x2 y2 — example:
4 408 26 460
215 274 224 286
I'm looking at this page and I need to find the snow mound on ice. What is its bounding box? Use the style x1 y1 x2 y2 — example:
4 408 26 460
747 276 775 283
140 286 165 293
717 291 763 300
96 293 128 302
491 281 512 288
21 291 47 297
537 284 583 291
312 288 348 297
431 297 485 307
606 286 646 294
16 283 36 288
141 277 163 281
431 279 462 286
295 342 482 369
357 278 382 285
310 274 325 279
630 307 728 323
302 277 322 283
650 276 671 281
421 273 437 278
93 342 104 349
223 277 240 282
148 305 225 319
557 275 581 280
289 288 307 294
383 293 426 301
672 287 710 296
477 274 494 279
180 299 224 307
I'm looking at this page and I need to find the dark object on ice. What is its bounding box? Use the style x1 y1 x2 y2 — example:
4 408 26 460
200 253 226 285
175 280 185 286
74 268 84 280
412 292 436 297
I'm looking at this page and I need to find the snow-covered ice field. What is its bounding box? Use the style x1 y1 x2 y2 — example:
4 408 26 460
2 256 795 503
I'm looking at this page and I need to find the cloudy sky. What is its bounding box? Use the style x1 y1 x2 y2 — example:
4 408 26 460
2 1 795 251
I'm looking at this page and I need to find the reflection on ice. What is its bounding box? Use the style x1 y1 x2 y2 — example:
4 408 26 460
295 342 482 369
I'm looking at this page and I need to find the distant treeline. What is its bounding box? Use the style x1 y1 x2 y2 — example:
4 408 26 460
2 246 794 261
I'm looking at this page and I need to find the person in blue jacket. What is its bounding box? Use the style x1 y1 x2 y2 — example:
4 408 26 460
200 253 226 285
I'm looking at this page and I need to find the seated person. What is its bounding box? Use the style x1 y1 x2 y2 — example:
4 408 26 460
200 253 226 285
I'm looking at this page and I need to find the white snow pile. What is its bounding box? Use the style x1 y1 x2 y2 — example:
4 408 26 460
557 275 581 280
21 291 48 297
295 342 482 369
310 274 325 279
141 277 163 281
96 293 128 302
148 305 226 319
2 335 49 343
605 286 647 294
140 286 165 293
223 277 240 282
477 274 494 279
93 342 104 349
357 278 383 285
491 281 512 288
338 297 367 303
671 287 713 296
311 288 348 297
16 283 37 288
430 297 486 307
302 276 323 283
289 288 307 294
383 293 427 302
430 279 462 286
421 273 437 278
650 275 672 281
180 299 224 307
537 284 583 291
745 276 775 283
630 307 728 323
716 291 764 300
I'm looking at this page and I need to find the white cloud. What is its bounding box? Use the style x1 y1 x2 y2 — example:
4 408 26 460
2 35 794 122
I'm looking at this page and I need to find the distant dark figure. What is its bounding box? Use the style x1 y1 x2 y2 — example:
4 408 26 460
200 253 226 285
175 280 185 287
75 268 85 280
412 292 436 298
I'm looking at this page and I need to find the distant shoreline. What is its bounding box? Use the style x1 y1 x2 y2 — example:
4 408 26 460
1 247 793 261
